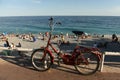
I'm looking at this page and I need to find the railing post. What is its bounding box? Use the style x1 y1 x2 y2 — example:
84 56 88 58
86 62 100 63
100 52 105 72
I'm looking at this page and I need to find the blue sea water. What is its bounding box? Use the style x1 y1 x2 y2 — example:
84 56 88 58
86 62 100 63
0 16 120 35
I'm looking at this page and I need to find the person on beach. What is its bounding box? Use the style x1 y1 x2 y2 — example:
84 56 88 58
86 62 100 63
61 34 65 43
4 38 10 47
16 42 21 47
31 35 36 42
10 43 15 48
1 35 7 41
112 34 118 42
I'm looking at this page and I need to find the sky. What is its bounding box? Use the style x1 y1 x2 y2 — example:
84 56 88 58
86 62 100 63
0 0 120 16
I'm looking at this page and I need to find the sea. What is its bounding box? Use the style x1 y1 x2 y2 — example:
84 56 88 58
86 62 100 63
0 16 120 35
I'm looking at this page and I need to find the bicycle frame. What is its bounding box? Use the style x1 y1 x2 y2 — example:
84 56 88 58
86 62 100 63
43 32 101 65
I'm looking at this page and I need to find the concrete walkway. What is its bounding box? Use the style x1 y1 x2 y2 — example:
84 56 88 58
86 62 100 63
0 56 119 80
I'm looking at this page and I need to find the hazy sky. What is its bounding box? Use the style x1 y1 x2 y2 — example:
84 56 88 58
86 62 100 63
0 0 120 16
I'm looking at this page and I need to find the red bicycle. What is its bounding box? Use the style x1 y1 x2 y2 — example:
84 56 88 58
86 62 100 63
31 17 101 75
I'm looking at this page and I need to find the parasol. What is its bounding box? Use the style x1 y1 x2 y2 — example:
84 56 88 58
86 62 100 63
72 30 84 36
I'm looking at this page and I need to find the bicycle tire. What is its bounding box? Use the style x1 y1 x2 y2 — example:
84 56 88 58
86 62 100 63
31 49 53 71
74 52 100 75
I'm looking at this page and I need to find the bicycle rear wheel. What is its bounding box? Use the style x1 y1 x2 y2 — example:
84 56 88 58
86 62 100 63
31 49 53 71
74 52 100 75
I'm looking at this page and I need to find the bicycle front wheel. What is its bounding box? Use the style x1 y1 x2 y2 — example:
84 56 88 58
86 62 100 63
74 52 100 75
31 49 53 71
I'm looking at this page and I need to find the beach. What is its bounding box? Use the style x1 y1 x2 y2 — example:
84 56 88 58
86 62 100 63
0 33 119 80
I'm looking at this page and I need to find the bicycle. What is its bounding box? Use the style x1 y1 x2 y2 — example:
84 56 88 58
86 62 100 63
31 17 102 75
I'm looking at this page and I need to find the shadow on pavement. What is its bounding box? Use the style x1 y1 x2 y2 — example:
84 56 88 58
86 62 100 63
1 55 81 75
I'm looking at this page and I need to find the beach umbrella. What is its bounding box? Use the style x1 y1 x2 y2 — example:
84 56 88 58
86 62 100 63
72 30 84 36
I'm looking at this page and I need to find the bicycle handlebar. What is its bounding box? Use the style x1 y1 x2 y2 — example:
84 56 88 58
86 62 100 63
48 17 61 34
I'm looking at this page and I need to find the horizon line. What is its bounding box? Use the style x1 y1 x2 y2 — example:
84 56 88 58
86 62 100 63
0 15 120 17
